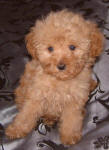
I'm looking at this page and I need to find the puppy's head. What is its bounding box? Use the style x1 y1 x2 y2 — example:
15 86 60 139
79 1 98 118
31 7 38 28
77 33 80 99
26 10 104 80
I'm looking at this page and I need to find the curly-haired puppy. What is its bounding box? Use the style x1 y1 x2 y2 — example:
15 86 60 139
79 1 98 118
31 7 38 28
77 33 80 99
6 10 104 145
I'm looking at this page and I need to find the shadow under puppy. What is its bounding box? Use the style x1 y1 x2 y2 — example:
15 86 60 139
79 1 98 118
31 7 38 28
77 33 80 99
6 9 104 145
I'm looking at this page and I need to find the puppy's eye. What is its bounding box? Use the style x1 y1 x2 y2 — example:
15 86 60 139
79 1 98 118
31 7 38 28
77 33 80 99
69 45 76 51
48 46 54 52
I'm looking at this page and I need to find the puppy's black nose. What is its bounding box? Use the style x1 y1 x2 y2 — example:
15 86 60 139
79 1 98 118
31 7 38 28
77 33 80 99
57 63 66 70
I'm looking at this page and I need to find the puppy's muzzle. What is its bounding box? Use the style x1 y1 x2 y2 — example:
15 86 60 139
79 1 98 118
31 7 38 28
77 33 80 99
57 63 66 70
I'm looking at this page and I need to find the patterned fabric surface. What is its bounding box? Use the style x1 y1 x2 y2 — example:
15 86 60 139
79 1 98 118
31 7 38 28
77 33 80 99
0 0 109 150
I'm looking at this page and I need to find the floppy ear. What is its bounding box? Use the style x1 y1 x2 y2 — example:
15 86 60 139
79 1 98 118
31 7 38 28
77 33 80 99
89 23 104 59
25 29 37 58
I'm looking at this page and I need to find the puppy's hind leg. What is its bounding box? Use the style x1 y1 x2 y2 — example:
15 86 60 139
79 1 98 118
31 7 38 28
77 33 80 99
6 100 43 139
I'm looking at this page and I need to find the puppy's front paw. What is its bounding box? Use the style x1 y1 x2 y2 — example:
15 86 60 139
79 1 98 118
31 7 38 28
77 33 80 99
60 131 82 145
6 124 27 139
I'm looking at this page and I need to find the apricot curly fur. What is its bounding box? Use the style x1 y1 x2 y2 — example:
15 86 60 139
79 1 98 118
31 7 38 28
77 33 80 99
6 9 104 145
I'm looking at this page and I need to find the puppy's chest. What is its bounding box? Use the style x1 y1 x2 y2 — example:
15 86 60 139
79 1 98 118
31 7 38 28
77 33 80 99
34 74 90 104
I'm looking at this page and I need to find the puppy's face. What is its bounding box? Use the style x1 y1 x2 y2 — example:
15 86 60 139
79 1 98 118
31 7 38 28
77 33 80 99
35 26 90 80
26 10 103 80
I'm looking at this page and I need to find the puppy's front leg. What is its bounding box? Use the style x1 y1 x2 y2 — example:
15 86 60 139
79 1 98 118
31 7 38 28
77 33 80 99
6 100 42 139
59 104 84 145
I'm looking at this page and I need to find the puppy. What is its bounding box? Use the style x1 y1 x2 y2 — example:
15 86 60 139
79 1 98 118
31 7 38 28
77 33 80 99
6 9 104 145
